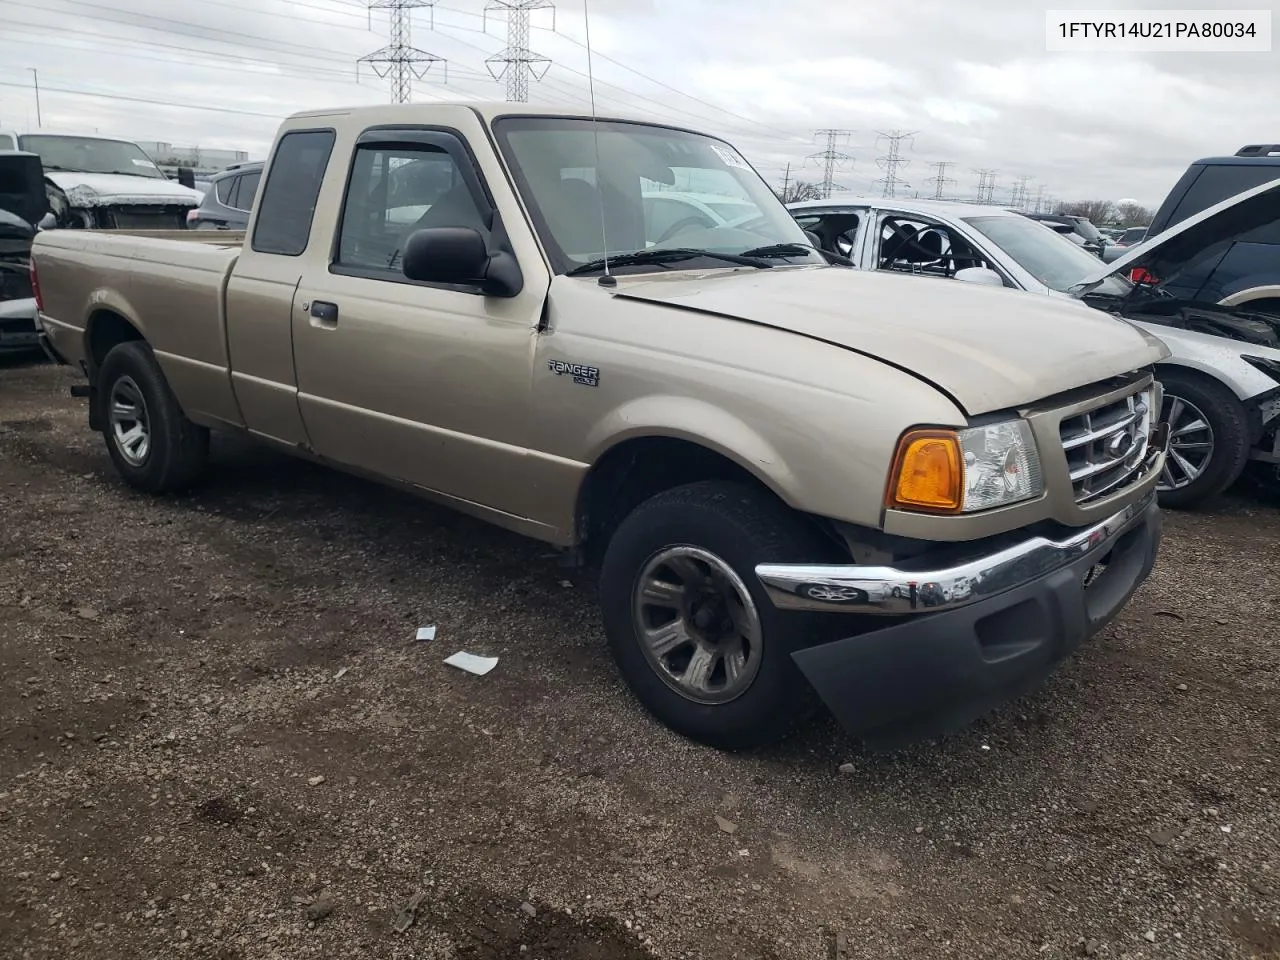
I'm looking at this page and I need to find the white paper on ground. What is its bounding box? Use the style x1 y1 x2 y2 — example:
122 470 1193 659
443 651 498 676
415 625 437 642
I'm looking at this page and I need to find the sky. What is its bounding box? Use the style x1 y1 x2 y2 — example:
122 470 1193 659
0 0 1276 209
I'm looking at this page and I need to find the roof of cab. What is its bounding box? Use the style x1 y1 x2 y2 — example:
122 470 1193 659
284 101 657 125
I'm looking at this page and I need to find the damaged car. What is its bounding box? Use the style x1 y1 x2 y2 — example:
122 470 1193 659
789 180 1280 508
0 149 51 357
1 130 202 230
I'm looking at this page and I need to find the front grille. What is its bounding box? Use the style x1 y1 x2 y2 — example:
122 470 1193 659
1059 383 1154 504
109 206 188 230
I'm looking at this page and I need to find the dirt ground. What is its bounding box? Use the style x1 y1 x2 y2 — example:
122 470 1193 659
1 354 1278 960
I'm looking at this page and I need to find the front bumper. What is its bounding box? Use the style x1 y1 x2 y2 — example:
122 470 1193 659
758 492 1162 745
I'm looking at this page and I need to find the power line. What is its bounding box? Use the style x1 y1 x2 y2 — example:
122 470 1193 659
0 77 288 119
925 160 955 200
358 0 446 103
873 130 915 198
807 129 854 200
483 0 554 102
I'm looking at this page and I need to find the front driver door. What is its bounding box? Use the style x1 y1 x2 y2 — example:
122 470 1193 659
290 126 550 521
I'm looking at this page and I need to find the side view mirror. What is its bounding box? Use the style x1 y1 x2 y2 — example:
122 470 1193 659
401 226 522 298
955 266 1005 288
177 168 196 189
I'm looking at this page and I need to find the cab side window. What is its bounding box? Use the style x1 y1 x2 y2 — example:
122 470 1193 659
251 129 336 257
334 143 485 276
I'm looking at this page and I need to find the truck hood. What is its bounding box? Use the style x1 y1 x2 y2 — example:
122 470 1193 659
614 265 1168 414
1071 174 1280 296
44 171 201 208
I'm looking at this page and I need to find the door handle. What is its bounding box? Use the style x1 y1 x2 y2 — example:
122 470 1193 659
310 300 339 323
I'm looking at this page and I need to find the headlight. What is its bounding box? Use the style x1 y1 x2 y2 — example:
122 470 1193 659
886 420 1044 514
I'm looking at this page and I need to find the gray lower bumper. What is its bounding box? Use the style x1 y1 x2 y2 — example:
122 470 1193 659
755 492 1156 615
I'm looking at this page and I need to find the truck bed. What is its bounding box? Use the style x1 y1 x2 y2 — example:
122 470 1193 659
31 229 243 417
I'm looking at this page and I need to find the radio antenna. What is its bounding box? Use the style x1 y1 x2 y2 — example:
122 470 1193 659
583 0 614 286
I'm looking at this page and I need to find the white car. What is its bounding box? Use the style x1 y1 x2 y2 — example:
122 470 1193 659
788 189 1280 508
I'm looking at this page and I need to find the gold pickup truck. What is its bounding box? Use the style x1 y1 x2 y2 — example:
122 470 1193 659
31 103 1172 751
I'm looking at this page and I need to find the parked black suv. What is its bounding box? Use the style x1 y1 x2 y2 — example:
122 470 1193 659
1141 144 1280 317
186 160 262 230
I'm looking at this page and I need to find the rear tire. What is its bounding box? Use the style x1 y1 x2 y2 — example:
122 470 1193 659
98 340 209 493
1155 366 1250 509
598 480 839 751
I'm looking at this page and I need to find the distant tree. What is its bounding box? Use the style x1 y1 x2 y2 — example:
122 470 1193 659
776 179 825 204
1052 199 1117 224
1115 201 1154 227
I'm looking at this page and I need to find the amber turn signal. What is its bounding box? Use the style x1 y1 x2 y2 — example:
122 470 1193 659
886 429 963 512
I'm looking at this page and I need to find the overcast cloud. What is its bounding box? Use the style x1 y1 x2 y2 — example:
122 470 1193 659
1 0 1276 208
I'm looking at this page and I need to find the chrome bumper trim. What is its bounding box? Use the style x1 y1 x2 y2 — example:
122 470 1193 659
755 492 1156 615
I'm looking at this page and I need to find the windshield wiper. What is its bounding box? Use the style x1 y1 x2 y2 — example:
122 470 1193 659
739 243 815 258
104 170 158 178
740 242 853 268
565 247 772 277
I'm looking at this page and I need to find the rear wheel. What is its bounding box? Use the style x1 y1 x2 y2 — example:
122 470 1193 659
98 340 209 493
1155 367 1250 509
598 480 838 750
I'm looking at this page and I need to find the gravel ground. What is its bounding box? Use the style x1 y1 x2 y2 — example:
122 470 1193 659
2 354 1278 960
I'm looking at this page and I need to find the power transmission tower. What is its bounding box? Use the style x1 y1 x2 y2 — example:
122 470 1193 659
1032 184 1046 213
973 168 997 204
1011 175 1034 210
807 129 854 199
484 0 555 102
874 130 916 198
926 160 956 200
358 0 446 104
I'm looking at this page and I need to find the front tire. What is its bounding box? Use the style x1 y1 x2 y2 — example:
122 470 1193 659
98 340 209 493
1155 367 1250 509
598 480 838 750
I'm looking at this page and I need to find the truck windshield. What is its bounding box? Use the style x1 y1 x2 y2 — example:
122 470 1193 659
964 215 1131 296
491 116 825 274
17 135 166 179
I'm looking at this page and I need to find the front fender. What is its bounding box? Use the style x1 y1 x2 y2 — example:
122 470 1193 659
584 395 798 505
1141 321 1280 403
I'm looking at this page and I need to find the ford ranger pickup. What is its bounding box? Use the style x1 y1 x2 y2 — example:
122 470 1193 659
31 103 1172 751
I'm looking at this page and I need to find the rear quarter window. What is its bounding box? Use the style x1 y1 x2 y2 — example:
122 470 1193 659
251 129 336 257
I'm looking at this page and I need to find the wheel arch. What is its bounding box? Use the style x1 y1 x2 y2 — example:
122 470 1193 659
84 306 148 381
574 434 839 562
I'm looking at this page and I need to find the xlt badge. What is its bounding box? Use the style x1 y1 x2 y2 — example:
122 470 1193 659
548 359 600 387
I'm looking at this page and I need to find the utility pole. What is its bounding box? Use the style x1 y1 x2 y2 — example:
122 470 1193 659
358 0 446 103
925 160 956 200
807 129 854 199
28 68 41 128
484 0 555 102
780 162 792 202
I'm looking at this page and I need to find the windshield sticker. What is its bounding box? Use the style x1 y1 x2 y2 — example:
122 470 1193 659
710 144 749 170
